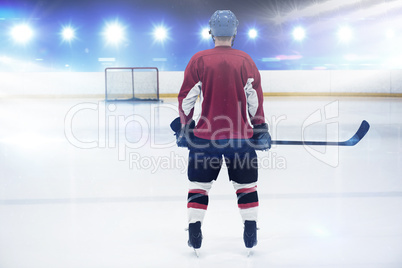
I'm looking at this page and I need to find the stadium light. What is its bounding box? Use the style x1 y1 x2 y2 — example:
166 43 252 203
337 26 353 43
292 26 306 41
61 26 75 42
11 24 34 44
248 29 258 39
104 22 125 45
201 28 210 39
154 26 167 41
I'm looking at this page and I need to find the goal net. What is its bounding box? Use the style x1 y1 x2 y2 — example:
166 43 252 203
105 67 160 101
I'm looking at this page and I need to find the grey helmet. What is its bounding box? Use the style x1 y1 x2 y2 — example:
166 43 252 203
209 10 239 45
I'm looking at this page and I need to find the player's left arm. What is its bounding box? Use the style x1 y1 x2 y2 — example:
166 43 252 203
175 57 201 147
178 58 201 125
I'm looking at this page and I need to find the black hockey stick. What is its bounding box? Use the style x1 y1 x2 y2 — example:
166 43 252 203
271 120 370 146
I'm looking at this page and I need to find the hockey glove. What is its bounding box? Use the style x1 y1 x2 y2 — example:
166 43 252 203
251 123 272 151
170 117 195 148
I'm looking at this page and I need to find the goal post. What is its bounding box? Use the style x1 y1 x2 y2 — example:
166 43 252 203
105 67 160 101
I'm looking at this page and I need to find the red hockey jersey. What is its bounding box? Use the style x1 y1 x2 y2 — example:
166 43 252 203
178 46 265 140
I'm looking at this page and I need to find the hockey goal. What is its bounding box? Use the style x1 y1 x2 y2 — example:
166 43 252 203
105 67 160 101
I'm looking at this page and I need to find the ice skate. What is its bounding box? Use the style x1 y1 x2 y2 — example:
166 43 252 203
188 221 202 256
243 220 257 249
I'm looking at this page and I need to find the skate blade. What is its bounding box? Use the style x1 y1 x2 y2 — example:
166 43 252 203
193 248 200 258
247 249 253 257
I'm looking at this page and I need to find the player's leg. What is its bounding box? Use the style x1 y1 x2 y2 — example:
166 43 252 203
187 149 222 249
232 181 259 223
225 148 259 248
187 181 213 225
187 181 212 249
232 181 259 248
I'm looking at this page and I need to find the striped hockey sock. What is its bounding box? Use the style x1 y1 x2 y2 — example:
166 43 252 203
187 181 213 224
233 182 259 222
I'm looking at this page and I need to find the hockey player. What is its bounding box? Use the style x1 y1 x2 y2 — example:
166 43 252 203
172 10 271 252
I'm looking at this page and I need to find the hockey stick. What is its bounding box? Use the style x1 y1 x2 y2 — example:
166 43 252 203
271 120 370 146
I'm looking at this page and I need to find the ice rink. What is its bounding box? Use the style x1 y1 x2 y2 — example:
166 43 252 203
0 96 401 268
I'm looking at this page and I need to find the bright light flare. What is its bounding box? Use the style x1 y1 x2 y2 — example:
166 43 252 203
154 26 167 41
62 26 75 41
104 22 125 45
201 28 210 39
248 29 258 39
292 27 306 41
338 26 353 43
11 24 34 43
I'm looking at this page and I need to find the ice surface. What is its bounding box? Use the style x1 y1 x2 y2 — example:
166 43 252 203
0 97 401 268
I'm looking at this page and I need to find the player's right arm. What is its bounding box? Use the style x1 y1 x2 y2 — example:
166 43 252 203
242 56 265 126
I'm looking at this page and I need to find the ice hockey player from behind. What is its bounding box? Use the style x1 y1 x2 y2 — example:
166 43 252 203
175 9 271 256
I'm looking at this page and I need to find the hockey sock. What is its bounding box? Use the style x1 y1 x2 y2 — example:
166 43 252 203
232 182 259 222
187 181 213 224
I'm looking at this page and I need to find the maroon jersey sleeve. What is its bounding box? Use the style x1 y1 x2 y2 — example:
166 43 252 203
178 55 201 125
243 57 265 126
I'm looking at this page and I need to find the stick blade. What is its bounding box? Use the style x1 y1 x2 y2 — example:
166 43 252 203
343 120 370 146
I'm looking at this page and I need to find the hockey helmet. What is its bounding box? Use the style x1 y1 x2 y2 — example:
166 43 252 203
209 10 239 38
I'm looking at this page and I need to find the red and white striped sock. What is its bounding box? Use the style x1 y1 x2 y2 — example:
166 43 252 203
187 181 213 224
232 182 259 222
